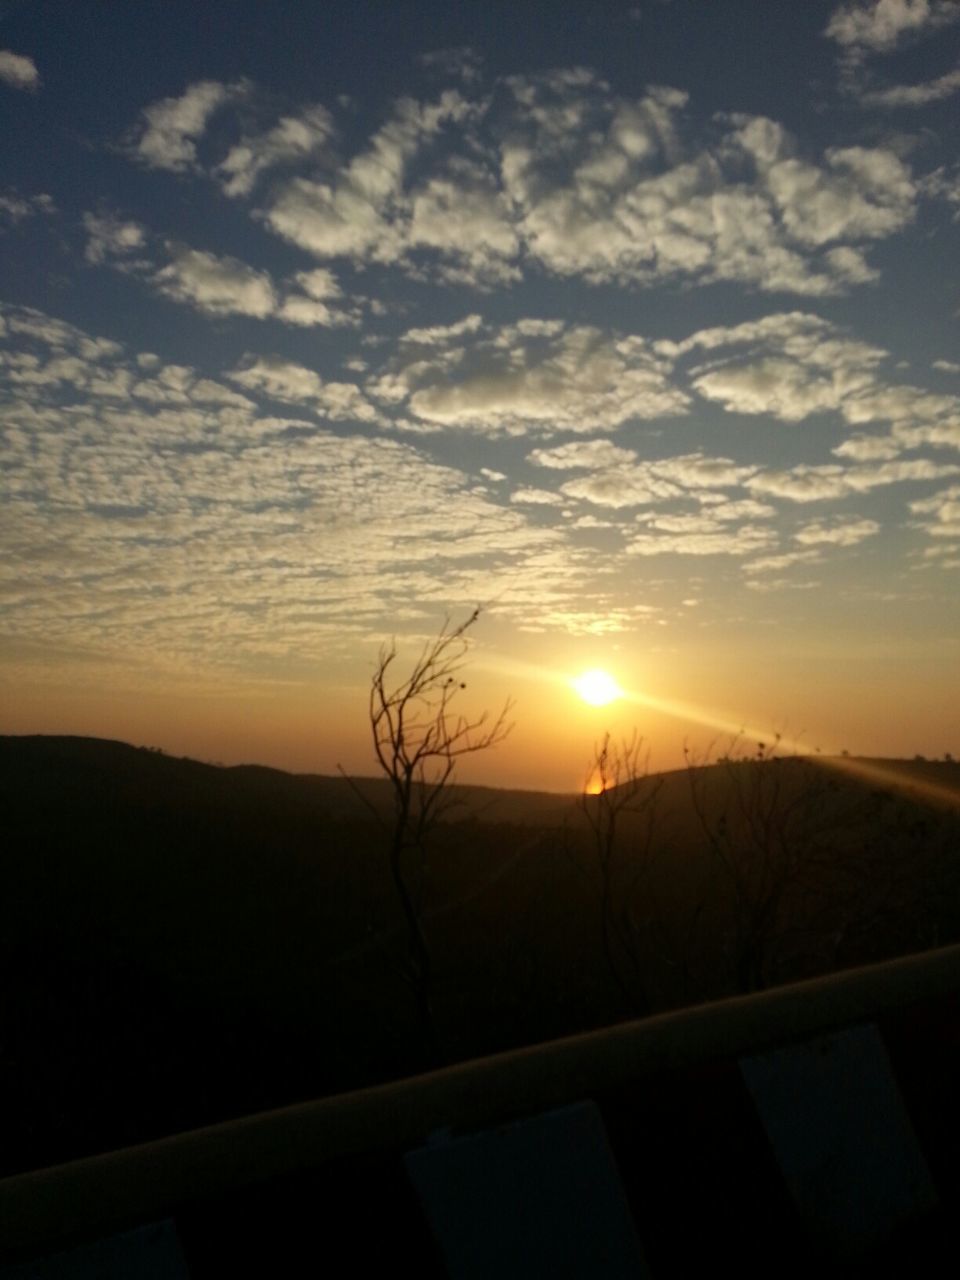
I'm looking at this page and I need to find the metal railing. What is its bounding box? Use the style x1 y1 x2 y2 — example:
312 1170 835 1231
2 942 959 1261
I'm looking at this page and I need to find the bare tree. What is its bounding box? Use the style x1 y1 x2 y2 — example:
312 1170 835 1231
348 608 513 1059
581 731 662 1015
682 736 874 993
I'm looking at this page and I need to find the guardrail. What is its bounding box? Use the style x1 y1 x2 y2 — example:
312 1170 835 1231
3 942 960 1275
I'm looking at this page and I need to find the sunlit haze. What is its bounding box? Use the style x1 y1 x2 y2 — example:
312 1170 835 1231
2 1 959 789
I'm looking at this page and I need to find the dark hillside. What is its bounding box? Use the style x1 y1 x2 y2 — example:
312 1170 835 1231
2 735 958 1177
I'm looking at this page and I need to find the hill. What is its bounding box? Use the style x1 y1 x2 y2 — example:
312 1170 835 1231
1 734 958 1177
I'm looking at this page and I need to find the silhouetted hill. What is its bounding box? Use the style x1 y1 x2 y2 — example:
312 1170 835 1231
1 734 958 1177
0 734 576 824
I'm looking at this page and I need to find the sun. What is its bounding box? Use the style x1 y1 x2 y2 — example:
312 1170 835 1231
572 668 623 707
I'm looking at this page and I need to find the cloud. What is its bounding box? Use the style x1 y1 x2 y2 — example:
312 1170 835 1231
657 310 831 359
216 105 334 197
401 314 484 346
226 354 381 422
731 120 916 249
376 321 688 434
528 439 638 470
559 470 682 508
418 47 483 84
130 80 242 172
248 75 916 296
747 458 959 502
262 90 472 263
275 268 362 328
832 434 903 461
910 485 960 538
693 357 866 421
861 65 960 107
682 312 960 454
406 158 521 287
825 0 960 58
2 303 608 661
744 549 822 575
0 49 40 91
654 453 759 489
83 213 148 265
0 189 54 224
921 164 960 218
84 217 362 329
933 360 960 374
626 524 777 557
794 517 880 545
153 244 277 317
510 487 565 505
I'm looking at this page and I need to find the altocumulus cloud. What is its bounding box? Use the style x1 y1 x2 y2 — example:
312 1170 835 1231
370 319 688 434
0 303 604 665
125 68 927 297
0 49 40 91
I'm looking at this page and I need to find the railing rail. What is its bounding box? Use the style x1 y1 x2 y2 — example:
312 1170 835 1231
3 942 960 1260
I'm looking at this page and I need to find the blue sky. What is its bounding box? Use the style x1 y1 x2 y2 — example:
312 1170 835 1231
1 0 958 782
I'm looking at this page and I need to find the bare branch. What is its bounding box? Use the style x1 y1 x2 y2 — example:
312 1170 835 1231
346 607 512 1062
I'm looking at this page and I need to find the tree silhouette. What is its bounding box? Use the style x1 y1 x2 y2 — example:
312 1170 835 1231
581 731 662 1015
357 608 513 1058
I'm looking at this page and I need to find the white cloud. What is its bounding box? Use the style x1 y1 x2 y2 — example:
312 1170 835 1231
626 524 777 557
922 164 960 218
276 267 361 328
861 65 960 106
294 268 343 301
693 357 862 421
658 311 831 359
1 303 609 657
682 314 960 453
734 121 917 248
510 487 565 505
227 354 381 422
418 46 483 84
401 314 483 346
216 105 334 197
748 458 959 502
654 453 758 489
85 219 361 329
250 76 913 296
83 213 148 265
0 189 54 223
407 159 520 286
747 466 854 503
153 244 277 317
845 458 960 490
744 549 822 575
559 470 683 508
825 0 960 57
0 49 40 91
832 434 902 461
263 90 471 263
794 517 880 545
824 245 881 284
933 360 960 374
275 296 352 328
380 322 688 434
131 80 241 172
910 485 960 538
527 439 637 470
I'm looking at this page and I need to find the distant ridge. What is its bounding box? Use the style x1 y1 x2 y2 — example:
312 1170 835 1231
0 733 579 826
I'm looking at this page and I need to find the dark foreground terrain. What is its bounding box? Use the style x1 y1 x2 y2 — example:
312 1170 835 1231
2 734 959 1176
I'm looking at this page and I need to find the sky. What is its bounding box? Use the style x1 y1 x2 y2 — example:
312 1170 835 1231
1 0 959 789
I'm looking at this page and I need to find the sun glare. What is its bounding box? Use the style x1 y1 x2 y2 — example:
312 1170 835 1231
572 668 623 707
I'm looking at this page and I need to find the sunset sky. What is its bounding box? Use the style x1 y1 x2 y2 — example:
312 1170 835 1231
1 0 958 789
